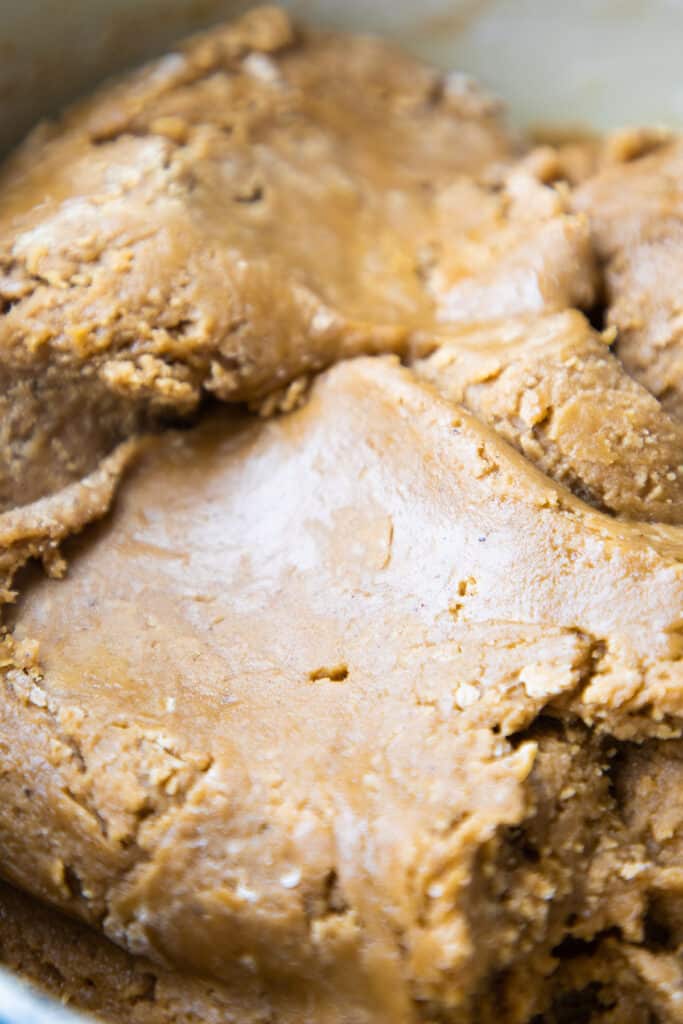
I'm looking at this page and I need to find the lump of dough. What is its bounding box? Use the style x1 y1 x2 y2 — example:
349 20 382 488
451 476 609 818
0 6 598 509
415 310 683 523
574 136 683 420
2 358 683 1023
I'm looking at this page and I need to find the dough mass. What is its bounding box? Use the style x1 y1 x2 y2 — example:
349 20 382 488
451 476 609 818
0 7 682 1023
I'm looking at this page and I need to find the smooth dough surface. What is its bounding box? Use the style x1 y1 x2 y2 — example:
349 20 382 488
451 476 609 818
2 359 683 1022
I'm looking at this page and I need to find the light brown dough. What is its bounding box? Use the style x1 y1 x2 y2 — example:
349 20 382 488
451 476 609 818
574 136 683 420
0 8 683 1024
414 310 683 523
2 359 683 1022
0 5 597 509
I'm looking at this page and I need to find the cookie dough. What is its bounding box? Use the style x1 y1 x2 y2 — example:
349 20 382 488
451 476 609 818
0 878 273 1024
0 6 682 1024
0 4 598 513
1 358 683 1023
415 310 683 522
574 135 683 419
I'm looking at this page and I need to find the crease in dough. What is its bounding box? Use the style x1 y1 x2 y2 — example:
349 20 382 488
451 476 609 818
574 136 683 421
414 309 683 523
